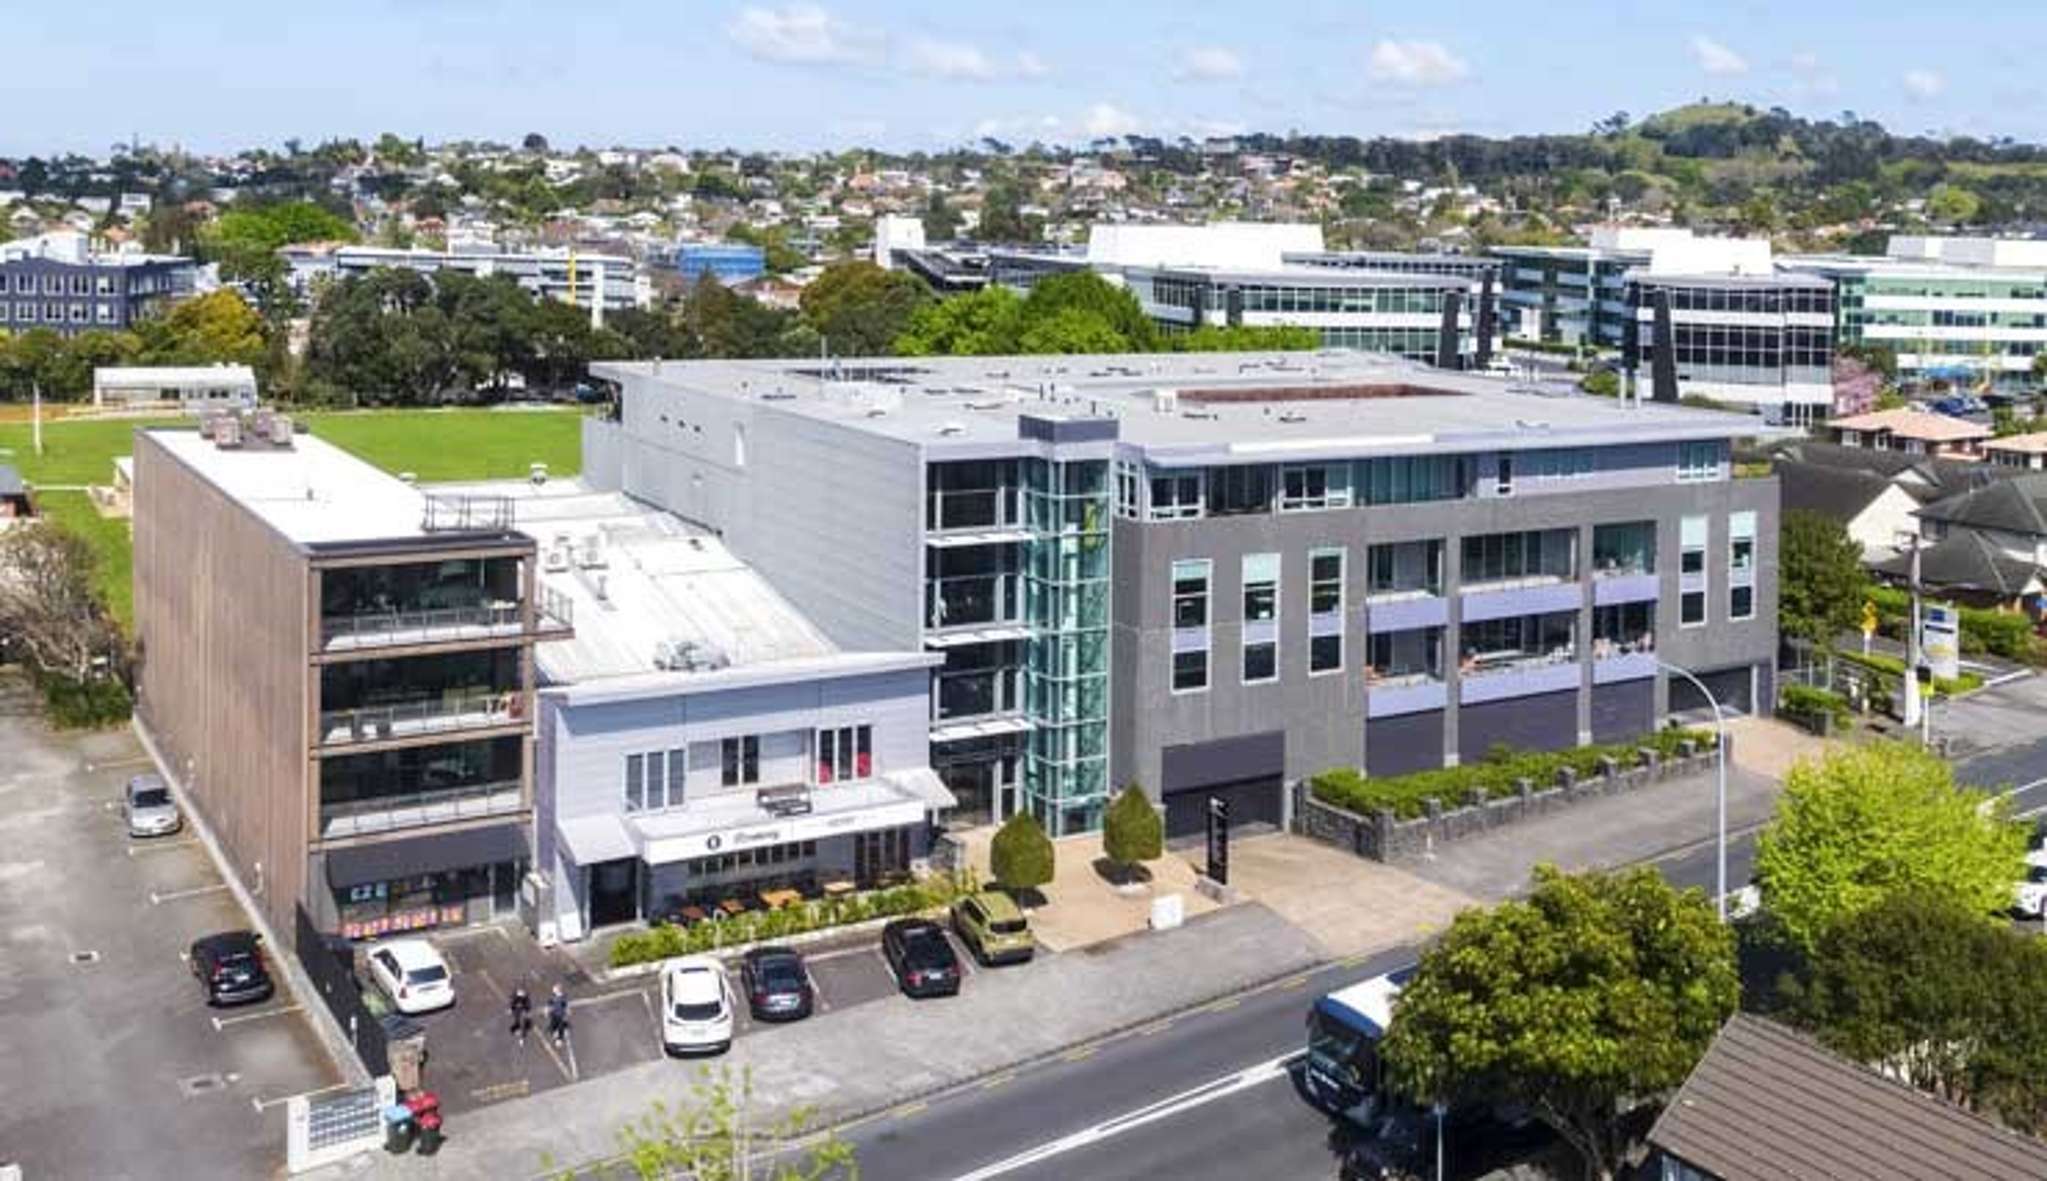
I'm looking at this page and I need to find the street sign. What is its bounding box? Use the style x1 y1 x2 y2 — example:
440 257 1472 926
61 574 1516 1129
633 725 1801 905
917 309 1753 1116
1922 603 1961 682
1861 601 1878 637
1205 796 1230 886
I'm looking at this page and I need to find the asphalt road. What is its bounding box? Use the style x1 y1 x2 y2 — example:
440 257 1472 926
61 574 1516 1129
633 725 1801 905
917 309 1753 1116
829 833 1756 1181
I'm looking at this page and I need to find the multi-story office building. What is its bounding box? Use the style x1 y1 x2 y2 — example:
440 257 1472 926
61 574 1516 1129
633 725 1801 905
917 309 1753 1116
133 418 574 945
586 352 1778 839
1623 269 1835 424
280 243 648 326
0 231 195 337
1492 227 1700 347
1784 236 2047 393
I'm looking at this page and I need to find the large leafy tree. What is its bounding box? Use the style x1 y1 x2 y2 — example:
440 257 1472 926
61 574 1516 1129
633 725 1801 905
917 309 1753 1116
1777 509 1865 651
1020 271 1158 351
1382 865 1737 1181
606 1067 855 1181
1754 742 2025 950
799 260 931 356
893 285 1025 356
1790 886 2047 1134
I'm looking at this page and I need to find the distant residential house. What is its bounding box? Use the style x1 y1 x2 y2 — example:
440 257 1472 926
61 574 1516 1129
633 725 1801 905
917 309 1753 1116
1985 431 2047 471
1829 407 1991 458
1890 472 2047 614
1647 1013 2047 1181
0 464 31 523
1777 461 1924 559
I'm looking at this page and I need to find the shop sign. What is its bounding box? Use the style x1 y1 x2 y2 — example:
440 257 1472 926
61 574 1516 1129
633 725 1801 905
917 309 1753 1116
341 904 464 941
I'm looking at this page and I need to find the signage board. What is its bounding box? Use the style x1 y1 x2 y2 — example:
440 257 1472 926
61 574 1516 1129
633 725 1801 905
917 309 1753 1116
1922 603 1961 682
1205 796 1230 886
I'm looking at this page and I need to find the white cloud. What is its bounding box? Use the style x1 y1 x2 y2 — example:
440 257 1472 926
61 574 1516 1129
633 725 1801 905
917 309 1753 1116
1904 68 1946 99
1014 51 1051 79
906 37 998 80
1175 46 1244 82
1366 40 1469 86
726 4 879 65
1083 102 1142 138
1788 51 1819 72
1181 117 1248 139
1690 35 1747 76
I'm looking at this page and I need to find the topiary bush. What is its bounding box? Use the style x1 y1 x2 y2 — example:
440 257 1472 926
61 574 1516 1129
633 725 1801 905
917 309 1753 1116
990 810 1055 893
1102 783 1163 872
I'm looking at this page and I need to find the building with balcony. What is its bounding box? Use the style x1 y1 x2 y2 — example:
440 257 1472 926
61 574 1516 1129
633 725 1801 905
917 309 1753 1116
585 350 1780 841
132 416 572 945
493 480 947 941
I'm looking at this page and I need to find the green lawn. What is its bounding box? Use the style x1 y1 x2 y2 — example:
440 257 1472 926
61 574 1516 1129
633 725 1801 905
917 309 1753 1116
0 406 588 633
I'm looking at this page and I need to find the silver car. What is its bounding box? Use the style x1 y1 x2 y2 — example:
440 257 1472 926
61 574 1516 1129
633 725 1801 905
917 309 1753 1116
123 774 182 838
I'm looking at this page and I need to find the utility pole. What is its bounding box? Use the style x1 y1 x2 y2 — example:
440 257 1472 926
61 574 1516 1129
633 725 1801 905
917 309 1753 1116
1902 532 1923 730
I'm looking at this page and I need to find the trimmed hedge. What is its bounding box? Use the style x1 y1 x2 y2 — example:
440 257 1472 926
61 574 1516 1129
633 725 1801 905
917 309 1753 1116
1310 728 1712 822
608 873 976 969
1779 683 1850 732
1865 584 2039 662
1835 648 1981 697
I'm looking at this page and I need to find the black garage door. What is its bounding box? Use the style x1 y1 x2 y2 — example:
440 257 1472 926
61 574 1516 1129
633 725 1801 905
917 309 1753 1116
1669 665 1755 716
1164 776 1282 841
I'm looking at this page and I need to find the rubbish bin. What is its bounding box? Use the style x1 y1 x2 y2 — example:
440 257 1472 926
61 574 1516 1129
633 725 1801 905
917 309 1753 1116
382 1103 417 1154
405 1090 445 1156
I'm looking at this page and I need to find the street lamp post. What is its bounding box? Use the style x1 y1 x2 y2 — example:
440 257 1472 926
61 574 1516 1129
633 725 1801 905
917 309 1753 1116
1658 659 1728 921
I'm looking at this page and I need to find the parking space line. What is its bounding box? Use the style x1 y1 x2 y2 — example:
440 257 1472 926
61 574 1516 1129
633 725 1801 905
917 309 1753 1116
126 839 200 856
536 1028 577 1082
569 989 646 1010
150 883 229 904
86 756 153 772
251 1080 354 1112
808 970 830 1012
473 967 505 1001
212 1004 302 1031
639 990 661 1043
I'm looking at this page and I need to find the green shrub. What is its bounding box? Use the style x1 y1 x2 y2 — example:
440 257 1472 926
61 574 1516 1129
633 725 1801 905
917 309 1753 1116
1865 584 2039 663
1779 683 1850 730
990 811 1055 892
35 672 133 729
1311 729 1714 821
1103 783 1163 869
1835 648 1981 697
605 872 975 968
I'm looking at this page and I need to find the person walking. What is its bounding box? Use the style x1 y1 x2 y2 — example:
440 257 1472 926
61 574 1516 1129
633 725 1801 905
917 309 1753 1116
545 984 570 1048
508 985 532 1044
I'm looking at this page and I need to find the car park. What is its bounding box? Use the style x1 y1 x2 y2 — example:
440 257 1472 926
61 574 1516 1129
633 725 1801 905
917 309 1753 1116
739 946 814 1021
188 930 275 1006
881 918 962 998
950 891 1035 966
122 773 182 838
366 939 455 1014
660 956 735 1054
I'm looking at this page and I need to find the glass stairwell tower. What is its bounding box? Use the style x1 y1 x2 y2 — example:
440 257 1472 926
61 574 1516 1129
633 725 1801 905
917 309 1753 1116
1023 457 1112 835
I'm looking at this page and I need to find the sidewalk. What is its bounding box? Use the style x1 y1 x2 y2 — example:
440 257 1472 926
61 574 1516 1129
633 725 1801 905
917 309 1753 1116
318 902 1325 1181
950 826 1223 952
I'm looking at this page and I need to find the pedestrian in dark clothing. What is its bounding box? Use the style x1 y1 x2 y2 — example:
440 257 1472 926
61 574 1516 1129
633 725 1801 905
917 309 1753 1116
509 986 532 1043
546 984 570 1047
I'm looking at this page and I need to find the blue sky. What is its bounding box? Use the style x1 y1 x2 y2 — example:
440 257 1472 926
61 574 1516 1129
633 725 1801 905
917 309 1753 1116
6 0 2044 156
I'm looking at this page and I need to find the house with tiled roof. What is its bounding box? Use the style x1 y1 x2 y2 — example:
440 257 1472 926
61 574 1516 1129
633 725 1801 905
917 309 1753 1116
1829 407 1992 458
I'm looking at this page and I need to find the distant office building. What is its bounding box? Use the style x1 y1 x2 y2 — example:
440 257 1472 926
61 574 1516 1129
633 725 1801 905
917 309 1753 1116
1785 236 2047 393
872 215 927 270
1494 227 1699 347
93 364 258 413
0 231 195 338
281 243 647 327
892 246 991 293
674 242 767 287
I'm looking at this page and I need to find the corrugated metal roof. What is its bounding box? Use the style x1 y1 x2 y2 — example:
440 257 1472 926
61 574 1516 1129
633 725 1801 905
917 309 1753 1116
1649 1014 2047 1181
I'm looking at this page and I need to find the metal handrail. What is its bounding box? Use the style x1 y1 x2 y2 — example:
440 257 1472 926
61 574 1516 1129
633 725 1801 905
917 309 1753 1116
319 779 524 835
319 690 519 745
321 603 522 644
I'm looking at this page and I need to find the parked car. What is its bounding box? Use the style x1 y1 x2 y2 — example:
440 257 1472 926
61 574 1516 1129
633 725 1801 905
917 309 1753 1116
2014 850 2047 918
739 946 813 1022
189 930 275 1007
122 773 182 838
660 956 735 1054
882 918 962 998
951 891 1035 966
365 939 454 1014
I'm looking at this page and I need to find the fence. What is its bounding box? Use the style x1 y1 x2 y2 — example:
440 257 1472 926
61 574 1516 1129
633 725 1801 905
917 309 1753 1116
293 904 390 1077
286 1077 396 1175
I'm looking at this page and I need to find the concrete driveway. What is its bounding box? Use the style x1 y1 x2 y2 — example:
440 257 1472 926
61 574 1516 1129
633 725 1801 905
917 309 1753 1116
0 675 341 1179
1220 833 1473 958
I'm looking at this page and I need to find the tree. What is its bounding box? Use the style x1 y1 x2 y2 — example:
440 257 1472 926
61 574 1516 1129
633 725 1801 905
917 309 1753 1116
1015 305 1130 354
1927 183 1983 225
799 261 931 357
136 289 268 369
603 1066 855 1181
206 200 357 282
0 521 129 682
1019 270 1157 351
1789 886 2047 1134
521 132 550 154
1175 324 1319 352
1754 742 2025 950
1777 509 1864 652
989 811 1054 894
1102 784 1163 877
1382 865 1737 1181
923 191 963 241
893 286 1025 356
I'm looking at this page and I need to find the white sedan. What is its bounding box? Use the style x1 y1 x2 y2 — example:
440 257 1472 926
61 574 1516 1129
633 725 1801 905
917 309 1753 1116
367 939 455 1014
2017 851 2047 918
660 956 734 1056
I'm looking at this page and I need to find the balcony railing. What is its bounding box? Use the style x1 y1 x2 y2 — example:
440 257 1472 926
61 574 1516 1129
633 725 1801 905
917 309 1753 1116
321 590 572 651
319 689 521 747
319 779 525 838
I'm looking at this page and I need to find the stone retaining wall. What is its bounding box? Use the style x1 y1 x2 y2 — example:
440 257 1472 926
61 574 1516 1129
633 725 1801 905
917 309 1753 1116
1294 739 1724 864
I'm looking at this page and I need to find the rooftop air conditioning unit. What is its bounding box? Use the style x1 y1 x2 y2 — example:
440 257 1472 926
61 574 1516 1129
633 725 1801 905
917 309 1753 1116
269 416 294 446
543 544 571 573
577 535 607 569
1153 389 1179 414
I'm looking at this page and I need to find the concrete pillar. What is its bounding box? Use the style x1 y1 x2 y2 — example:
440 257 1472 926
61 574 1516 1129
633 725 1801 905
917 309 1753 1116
1442 534 1462 768
1577 522 1595 745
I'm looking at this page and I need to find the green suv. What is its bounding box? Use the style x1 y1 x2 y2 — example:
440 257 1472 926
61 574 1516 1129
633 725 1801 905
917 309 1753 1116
950 891 1035 966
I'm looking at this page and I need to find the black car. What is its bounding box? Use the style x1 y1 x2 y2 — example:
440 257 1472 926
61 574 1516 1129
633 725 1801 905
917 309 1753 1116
190 930 275 1006
739 946 814 1021
881 918 961 998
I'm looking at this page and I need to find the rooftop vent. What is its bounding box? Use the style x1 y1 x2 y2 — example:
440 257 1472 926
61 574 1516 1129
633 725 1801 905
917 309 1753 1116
577 534 607 569
936 422 968 436
529 462 549 486
1153 389 1180 414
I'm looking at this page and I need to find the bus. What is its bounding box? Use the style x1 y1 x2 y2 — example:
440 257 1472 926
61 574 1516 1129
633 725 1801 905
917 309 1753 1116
1302 968 1412 1123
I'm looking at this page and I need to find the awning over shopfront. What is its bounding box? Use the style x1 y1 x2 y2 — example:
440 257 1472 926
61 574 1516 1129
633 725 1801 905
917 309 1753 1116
636 771 946 866
556 813 640 866
889 767 959 811
325 822 530 889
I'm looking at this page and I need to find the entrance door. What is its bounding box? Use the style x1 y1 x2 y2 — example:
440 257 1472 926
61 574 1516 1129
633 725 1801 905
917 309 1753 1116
854 828 910 885
587 859 639 929
1164 776 1282 842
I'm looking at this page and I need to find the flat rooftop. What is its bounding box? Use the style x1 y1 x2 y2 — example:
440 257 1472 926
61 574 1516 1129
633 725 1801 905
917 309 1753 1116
593 351 1771 461
1140 262 1472 289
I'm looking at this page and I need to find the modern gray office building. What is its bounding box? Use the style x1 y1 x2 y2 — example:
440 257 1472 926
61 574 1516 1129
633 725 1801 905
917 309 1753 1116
586 352 1779 839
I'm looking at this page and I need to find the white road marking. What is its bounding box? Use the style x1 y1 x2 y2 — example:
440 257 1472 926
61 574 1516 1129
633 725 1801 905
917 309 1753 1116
250 1080 354 1112
212 1004 302 1031
150 883 229 904
948 1051 1301 1181
127 838 200 856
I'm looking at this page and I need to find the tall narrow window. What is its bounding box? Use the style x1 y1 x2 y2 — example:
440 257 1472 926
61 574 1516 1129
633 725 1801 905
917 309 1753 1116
1495 454 1514 497
644 750 667 810
817 725 873 783
1171 558 1211 692
1308 547 1344 675
1242 553 1280 684
1728 511 1756 621
667 747 687 808
721 735 760 787
624 753 645 813
1680 515 1708 627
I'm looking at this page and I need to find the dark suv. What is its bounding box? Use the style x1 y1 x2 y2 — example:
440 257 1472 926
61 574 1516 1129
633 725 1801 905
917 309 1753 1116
739 946 814 1021
881 918 961 998
190 930 275 1006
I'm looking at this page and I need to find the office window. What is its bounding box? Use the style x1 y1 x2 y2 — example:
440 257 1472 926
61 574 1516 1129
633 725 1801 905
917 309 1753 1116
1115 461 1141 520
817 724 872 784
721 735 760 787
1678 440 1722 483
667 748 686 808
625 753 645 812
1308 547 1344 675
1280 464 1353 512
1495 454 1514 496
644 750 669 810
1207 465 1275 517
1728 511 1756 621
1680 515 1708 627
1148 470 1204 520
1242 553 1279 684
1171 558 1211 693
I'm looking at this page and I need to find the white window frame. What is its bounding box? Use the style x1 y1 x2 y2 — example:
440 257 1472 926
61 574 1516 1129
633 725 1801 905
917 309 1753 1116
1307 546 1344 676
1148 468 1205 521
624 753 645 813
1171 558 1212 694
1678 440 1723 483
1280 464 1353 512
1114 460 1141 520
1241 552 1280 685
1728 511 1757 622
1679 515 1708 628
1494 453 1514 497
